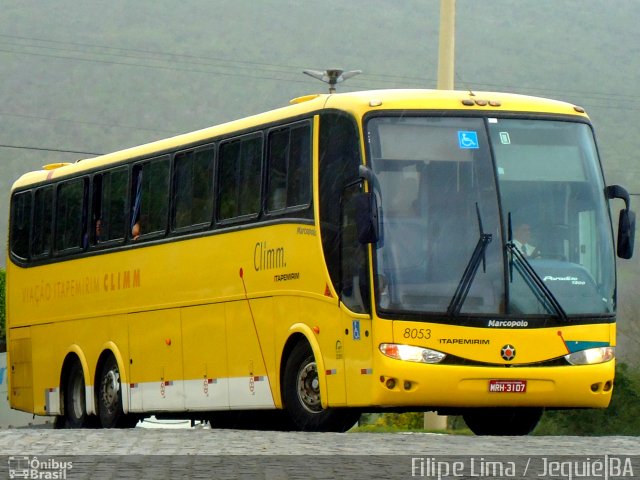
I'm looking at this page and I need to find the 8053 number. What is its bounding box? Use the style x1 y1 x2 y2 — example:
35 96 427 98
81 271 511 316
403 328 431 340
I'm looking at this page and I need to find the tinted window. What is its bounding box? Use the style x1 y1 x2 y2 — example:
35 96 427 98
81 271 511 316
131 157 170 239
267 123 311 212
367 116 502 316
93 167 128 244
55 178 87 252
318 113 368 312
217 134 262 221
33 186 53 257
173 147 214 230
10 191 32 259
490 119 615 315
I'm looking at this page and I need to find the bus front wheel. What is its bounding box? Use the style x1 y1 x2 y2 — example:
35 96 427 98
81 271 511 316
63 361 88 428
283 342 359 432
98 356 137 428
462 407 543 435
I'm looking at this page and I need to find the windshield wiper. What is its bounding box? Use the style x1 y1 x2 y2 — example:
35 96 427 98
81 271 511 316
447 204 492 317
507 214 568 321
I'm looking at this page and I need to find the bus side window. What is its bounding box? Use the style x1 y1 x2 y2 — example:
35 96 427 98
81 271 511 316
10 191 32 260
33 186 54 258
267 128 289 211
55 178 87 253
91 174 102 244
131 157 170 240
289 124 311 208
266 122 311 214
94 167 128 244
217 134 263 222
172 146 214 231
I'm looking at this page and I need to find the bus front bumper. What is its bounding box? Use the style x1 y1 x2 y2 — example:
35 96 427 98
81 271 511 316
368 356 615 409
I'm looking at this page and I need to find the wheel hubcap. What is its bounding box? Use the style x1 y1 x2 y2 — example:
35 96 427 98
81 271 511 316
101 368 120 413
297 359 322 413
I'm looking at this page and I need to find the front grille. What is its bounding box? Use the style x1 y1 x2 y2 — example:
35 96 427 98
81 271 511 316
440 353 570 367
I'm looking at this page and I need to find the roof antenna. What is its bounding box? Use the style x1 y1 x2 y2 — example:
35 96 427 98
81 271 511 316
452 69 474 96
303 68 362 93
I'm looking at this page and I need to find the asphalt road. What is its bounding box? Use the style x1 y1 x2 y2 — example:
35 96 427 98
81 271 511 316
0 428 638 479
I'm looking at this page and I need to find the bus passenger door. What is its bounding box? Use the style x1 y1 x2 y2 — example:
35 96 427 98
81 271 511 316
341 310 374 406
128 310 184 411
339 189 374 406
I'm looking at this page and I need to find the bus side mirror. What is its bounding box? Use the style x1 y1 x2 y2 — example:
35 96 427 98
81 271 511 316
354 192 379 244
606 185 635 259
617 209 635 259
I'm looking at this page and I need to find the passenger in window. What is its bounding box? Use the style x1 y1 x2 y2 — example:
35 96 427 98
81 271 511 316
132 221 141 241
94 219 103 243
83 218 101 249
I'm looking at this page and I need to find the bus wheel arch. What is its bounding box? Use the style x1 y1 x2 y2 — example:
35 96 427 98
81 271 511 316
280 330 327 406
280 336 359 432
95 350 137 428
58 353 89 428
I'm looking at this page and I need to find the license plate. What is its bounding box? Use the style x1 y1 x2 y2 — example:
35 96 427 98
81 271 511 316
488 380 527 393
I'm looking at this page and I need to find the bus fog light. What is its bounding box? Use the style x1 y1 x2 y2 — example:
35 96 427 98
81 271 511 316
386 378 396 389
565 347 615 365
379 344 446 364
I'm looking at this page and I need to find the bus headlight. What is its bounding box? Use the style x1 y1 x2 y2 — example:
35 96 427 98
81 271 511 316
565 347 615 365
379 343 446 364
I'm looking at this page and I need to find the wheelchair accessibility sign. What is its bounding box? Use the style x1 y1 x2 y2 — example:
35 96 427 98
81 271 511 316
352 320 361 340
458 131 479 149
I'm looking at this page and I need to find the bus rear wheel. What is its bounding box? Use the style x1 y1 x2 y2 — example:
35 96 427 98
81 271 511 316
283 342 360 432
98 356 137 428
63 361 88 428
462 407 543 435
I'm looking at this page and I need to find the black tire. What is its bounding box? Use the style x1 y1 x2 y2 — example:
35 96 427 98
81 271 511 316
98 356 138 428
63 361 88 428
462 407 543 435
53 415 66 429
282 342 360 432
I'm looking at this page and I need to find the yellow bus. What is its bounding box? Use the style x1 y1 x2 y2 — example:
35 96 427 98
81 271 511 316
6 89 635 434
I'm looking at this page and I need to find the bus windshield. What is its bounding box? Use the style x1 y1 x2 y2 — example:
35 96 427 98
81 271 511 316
492 119 615 316
365 116 615 318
